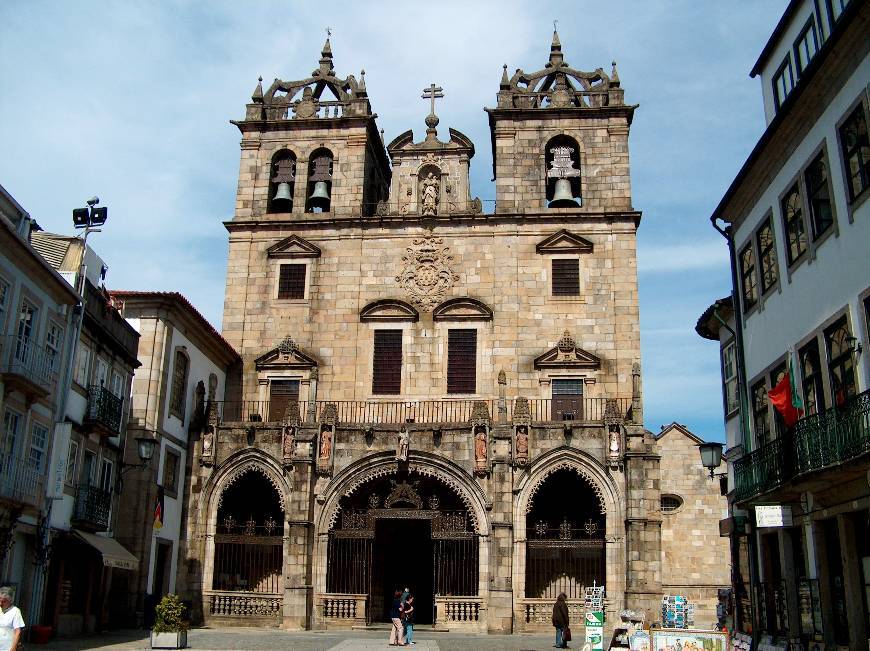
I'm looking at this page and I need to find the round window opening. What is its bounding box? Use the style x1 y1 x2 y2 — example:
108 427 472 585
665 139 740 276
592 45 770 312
661 494 683 513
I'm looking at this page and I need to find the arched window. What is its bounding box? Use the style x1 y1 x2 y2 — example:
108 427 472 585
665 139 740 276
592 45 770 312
418 164 442 216
660 494 683 513
545 135 582 207
306 148 334 213
168 349 189 421
268 149 296 213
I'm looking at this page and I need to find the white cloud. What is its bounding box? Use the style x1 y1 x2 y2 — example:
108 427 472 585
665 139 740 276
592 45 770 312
638 240 729 274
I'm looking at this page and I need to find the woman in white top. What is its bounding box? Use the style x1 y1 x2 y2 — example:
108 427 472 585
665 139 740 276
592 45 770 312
0 587 24 651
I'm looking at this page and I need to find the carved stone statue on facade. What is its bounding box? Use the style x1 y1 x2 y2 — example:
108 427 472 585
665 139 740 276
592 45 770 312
515 425 529 466
421 173 439 216
201 426 214 463
396 428 410 462
282 425 296 460
319 428 332 461
474 427 488 473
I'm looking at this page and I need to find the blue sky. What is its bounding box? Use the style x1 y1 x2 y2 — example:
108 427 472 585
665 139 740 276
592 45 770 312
0 1 787 440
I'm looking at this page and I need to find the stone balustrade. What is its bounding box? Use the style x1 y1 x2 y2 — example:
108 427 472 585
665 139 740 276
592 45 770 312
434 596 485 631
317 593 367 628
204 590 282 621
517 598 585 631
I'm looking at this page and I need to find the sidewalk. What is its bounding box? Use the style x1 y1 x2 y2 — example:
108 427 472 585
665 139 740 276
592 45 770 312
35 627 566 651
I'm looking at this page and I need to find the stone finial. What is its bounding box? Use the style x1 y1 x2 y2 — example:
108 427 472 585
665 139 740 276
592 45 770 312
310 366 318 381
513 397 530 419
551 28 561 50
548 28 564 67
283 399 301 425
497 369 507 385
252 76 264 102
278 336 297 356
358 69 367 93
379 128 385 143
317 36 335 76
320 402 338 425
610 61 620 87
500 64 510 89
557 331 576 353
470 400 491 424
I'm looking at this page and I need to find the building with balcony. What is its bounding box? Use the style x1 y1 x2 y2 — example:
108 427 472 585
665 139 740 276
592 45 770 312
30 232 141 636
107 290 239 627
698 0 870 648
0 184 79 627
173 34 729 634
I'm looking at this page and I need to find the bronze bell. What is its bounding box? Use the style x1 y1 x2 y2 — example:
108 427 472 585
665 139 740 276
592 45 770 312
307 181 331 210
549 178 580 207
273 182 293 203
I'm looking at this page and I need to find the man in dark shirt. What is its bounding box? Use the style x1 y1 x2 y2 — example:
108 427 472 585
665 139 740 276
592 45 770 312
552 592 570 648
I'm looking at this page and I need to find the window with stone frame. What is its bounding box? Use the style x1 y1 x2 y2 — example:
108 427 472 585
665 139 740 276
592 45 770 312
277 264 306 300
73 342 92 387
772 56 795 111
45 321 63 374
268 149 297 213
551 259 580 297
804 152 835 239
781 183 808 264
168 349 189 421
661 495 683 513
551 378 584 421
28 422 48 472
162 447 181 496
800 338 826 417
372 329 402 395
721 341 739 416
770 362 788 437
739 244 758 310
839 102 869 202
447 329 477 394
756 216 779 293
752 380 771 448
98 458 113 493
824 317 857 407
544 135 582 207
793 18 819 75
268 379 300 422
65 439 79 485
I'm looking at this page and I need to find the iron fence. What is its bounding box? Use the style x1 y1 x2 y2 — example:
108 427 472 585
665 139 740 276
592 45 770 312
86 384 124 434
72 485 112 530
0 335 54 392
0 454 43 507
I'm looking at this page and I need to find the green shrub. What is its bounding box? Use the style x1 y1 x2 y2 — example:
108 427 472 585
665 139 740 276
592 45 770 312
152 594 188 633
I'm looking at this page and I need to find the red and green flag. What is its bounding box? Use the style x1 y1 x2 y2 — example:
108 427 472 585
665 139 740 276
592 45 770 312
154 485 164 530
768 349 804 428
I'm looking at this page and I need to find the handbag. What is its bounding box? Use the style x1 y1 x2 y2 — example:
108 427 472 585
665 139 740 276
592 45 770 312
564 626 572 642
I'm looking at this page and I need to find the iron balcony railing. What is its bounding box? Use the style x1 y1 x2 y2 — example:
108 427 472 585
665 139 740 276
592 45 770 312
85 384 124 435
72 485 112 531
0 454 44 508
734 389 870 502
0 334 54 393
213 397 633 425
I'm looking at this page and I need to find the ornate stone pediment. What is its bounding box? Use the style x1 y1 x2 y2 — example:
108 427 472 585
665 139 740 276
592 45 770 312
255 336 318 370
359 299 420 322
432 297 493 322
534 331 601 370
266 235 322 259
395 233 459 311
535 229 594 255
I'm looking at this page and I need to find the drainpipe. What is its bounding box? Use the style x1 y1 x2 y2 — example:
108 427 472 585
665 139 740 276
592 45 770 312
711 215 760 641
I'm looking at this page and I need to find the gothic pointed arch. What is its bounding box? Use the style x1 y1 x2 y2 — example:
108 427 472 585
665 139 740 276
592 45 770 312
200 449 291 524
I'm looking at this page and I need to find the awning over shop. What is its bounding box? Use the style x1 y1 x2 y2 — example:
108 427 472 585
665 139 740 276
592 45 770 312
71 529 139 571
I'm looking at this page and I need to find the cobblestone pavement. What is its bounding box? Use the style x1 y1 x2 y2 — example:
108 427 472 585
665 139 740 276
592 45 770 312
37 627 571 650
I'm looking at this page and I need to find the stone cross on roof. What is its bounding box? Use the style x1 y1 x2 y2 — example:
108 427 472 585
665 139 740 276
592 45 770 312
422 83 444 133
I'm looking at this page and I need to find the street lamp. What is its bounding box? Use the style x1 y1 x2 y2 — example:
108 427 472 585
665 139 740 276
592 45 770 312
698 441 725 479
116 436 157 494
72 196 108 228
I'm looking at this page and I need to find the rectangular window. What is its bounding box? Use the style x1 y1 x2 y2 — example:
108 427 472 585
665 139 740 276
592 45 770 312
828 0 849 23
551 378 584 421
82 450 96 486
74 342 92 387
825 317 857 407
277 264 306 300
447 329 477 394
772 57 795 110
110 370 125 399
739 244 757 310
372 330 402 395
267 379 300 422
794 19 819 74
839 103 870 201
15 301 38 362
28 422 48 473
162 448 180 494
169 351 189 420
756 217 779 293
1 410 23 474
552 259 580 297
45 322 63 374
66 439 79 485
800 339 826 416
99 458 113 493
781 184 808 264
804 152 834 238
752 381 771 448
95 356 109 388
722 342 739 416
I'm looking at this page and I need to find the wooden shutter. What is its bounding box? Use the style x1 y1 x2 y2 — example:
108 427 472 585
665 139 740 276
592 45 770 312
552 378 584 420
552 259 580 296
372 330 402 395
447 329 477 394
268 380 300 422
278 264 306 299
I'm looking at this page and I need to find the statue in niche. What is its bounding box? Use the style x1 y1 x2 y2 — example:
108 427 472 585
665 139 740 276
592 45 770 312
397 428 410 462
202 426 214 457
319 428 332 461
609 425 620 457
474 427 488 472
421 173 439 216
282 425 295 460
515 425 529 465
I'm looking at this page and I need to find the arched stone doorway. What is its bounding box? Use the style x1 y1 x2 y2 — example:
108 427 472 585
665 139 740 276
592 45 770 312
315 454 489 630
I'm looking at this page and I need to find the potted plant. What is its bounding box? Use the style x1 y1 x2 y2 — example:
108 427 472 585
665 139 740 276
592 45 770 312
150 594 188 649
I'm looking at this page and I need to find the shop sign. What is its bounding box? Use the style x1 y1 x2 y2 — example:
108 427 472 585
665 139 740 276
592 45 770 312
755 504 793 528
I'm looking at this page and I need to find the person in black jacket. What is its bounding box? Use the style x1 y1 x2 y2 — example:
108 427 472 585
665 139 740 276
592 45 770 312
389 590 405 646
552 592 570 648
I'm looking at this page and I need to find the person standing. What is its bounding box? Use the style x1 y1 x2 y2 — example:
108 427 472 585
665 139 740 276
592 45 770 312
389 589 405 646
552 592 569 649
403 594 416 645
0 587 25 651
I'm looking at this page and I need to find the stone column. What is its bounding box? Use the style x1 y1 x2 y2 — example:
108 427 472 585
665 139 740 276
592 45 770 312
284 455 315 629
488 422 514 633
306 368 318 424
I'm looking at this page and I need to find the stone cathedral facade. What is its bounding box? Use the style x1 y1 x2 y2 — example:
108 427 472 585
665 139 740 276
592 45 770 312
177 33 728 633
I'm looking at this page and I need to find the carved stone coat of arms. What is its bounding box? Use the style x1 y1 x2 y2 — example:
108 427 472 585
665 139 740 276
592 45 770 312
395 234 459 311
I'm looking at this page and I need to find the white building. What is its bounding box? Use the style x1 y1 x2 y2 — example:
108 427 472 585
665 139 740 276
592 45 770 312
699 0 869 648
